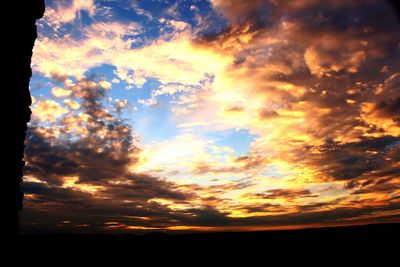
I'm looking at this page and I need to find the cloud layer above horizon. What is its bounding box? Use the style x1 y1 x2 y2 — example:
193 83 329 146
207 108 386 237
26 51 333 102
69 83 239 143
22 0 400 233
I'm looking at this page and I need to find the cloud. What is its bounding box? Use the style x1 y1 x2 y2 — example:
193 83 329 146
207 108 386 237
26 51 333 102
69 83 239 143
360 93 400 137
31 100 69 123
210 0 267 22
251 188 318 200
24 75 199 231
27 78 135 181
24 0 400 232
51 87 72 98
64 99 80 110
190 154 266 176
131 1 153 20
304 44 366 78
33 20 229 88
44 0 96 27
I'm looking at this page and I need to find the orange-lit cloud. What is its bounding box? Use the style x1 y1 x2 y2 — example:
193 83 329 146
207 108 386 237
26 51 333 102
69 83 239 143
23 0 400 233
32 99 69 123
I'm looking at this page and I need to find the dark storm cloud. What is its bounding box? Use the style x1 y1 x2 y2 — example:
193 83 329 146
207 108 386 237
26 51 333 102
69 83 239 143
303 136 400 182
350 181 400 195
243 203 400 227
23 181 89 205
24 128 132 184
22 181 182 232
241 203 284 214
250 188 318 200
210 0 270 23
103 172 193 201
373 97 400 119
23 180 189 217
22 175 400 232
167 201 400 228
174 206 232 227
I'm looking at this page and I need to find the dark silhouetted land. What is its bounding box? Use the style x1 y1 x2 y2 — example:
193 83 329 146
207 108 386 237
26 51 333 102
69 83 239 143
17 223 399 255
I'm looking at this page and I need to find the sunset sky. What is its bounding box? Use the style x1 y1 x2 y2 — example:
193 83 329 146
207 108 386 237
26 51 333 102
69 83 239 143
22 0 400 233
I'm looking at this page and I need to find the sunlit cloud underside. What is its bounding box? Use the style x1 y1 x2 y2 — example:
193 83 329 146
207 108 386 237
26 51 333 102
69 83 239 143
23 0 400 233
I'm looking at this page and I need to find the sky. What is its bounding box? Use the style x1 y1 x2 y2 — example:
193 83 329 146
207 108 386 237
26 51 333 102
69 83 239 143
22 0 400 233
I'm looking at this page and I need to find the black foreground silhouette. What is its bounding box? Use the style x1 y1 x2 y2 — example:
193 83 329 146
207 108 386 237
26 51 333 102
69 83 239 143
5 1 400 258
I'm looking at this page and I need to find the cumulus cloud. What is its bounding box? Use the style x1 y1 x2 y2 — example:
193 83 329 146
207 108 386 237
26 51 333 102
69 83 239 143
31 99 69 123
24 76 200 231
51 87 72 98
